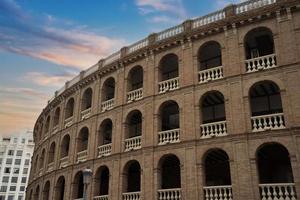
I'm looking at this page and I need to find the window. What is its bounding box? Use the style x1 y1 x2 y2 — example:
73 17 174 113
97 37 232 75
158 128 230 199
16 150 23 156
13 138 18 143
11 177 18 183
10 186 16 191
18 196 23 200
0 196 5 200
21 177 27 183
21 138 26 144
2 176 9 183
23 168 28 174
8 196 14 200
13 168 20 174
8 150 14 156
0 186 7 192
0 158 2 164
15 159 21 165
6 158 13 164
24 159 30 165
5 167 11 174
20 186 25 191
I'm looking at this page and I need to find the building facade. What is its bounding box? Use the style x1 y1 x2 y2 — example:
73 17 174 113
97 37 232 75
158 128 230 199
27 0 300 199
0 132 34 200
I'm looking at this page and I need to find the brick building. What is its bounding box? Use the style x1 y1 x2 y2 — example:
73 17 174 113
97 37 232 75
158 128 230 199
26 0 300 199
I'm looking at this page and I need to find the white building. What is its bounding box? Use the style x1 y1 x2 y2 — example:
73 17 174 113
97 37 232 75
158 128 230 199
0 132 34 200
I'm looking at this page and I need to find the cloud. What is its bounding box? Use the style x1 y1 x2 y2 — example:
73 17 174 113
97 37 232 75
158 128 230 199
0 87 48 100
0 0 127 70
147 15 181 24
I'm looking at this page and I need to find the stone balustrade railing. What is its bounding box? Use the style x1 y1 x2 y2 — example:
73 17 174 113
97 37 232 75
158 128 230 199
59 156 69 168
158 128 180 145
47 162 54 172
158 77 180 94
200 121 227 138
203 185 233 200
259 183 296 200
128 39 149 53
127 88 143 102
64 116 73 128
158 188 181 200
81 107 91 120
94 195 109 200
103 51 121 66
157 25 184 41
122 192 140 200
74 198 84 200
198 66 224 83
77 150 88 162
245 54 277 73
193 10 226 29
124 136 142 151
251 113 285 132
235 0 277 14
38 168 43 176
98 143 112 158
101 99 115 112
52 125 59 134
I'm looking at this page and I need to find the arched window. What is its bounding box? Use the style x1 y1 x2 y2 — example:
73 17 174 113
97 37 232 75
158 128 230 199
43 181 50 200
203 149 232 198
60 135 70 158
55 176 65 200
72 171 84 199
250 81 285 131
34 155 39 174
159 54 179 81
126 110 142 138
34 185 40 200
94 166 110 198
128 66 143 91
81 88 93 111
98 119 112 146
48 142 56 164
257 143 296 199
53 107 60 128
159 154 181 189
198 41 222 70
65 98 75 119
45 116 50 134
160 101 179 131
102 78 115 101
123 161 141 194
77 127 89 153
40 149 45 170
201 91 225 124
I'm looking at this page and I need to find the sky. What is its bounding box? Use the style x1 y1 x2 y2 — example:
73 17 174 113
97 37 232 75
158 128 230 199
0 0 244 137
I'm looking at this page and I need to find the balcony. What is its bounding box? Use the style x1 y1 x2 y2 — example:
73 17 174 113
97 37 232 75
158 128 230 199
158 77 179 94
81 108 91 120
198 66 224 84
64 116 73 128
93 195 109 200
200 121 227 138
203 185 233 200
251 113 285 132
47 162 54 172
158 129 180 145
77 150 88 163
259 183 296 200
124 136 142 151
158 188 181 200
101 99 115 112
245 54 276 73
98 144 112 158
127 88 143 103
59 156 69 168
122 192 140 200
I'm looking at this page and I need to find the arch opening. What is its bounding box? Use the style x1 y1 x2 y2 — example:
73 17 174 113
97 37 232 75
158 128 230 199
98 119 113 146
159 54 179 81
94 166 110 197
102 78 115 101
65 98 75 119
123 161 141 193
60 135 70 158
128 66 143 91
201 91 225 124
198 41 222 70
81 88 93 111
55 176 65 200
159 155 181 189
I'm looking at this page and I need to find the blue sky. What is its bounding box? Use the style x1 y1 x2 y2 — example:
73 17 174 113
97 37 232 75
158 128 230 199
0 0 242 136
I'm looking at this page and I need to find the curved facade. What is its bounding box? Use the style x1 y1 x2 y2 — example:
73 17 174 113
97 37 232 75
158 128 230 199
27 0 300 200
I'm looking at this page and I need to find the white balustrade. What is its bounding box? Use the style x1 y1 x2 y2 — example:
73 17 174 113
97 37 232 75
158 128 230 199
236 0 276 14
201 121 227 138
47 162 54 172
158 188 181 200
198 66 224 83
98 144 112 158
158 129 180 145
59 156 69 168
64 116 73 128
77 150 88 162
127 88 143 102
101 99 115 112
203 185 233 200
158 77 179 94
93 195 109 200
74 198 84 200
245 54 277 73
251 113 285 132
128 39 149 53
157 25 184 41
193 10 226 29
52 125 59 134
38 168 43 176
259 183 296 200
81 107 91 120
103 51 121 66
122 192 140 200
125 136 142 151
